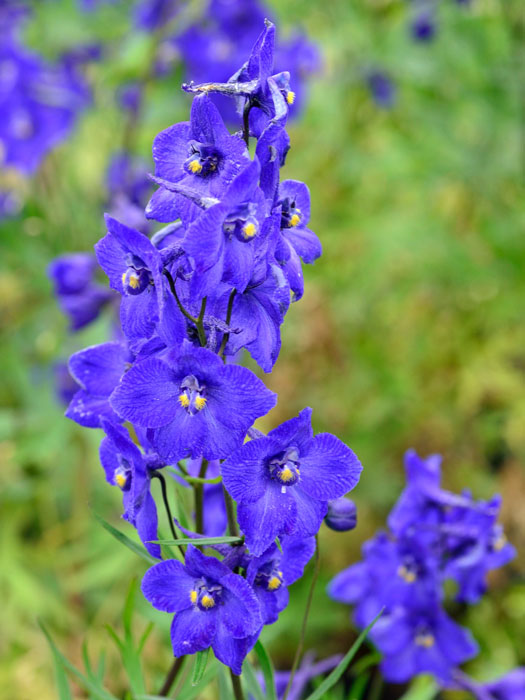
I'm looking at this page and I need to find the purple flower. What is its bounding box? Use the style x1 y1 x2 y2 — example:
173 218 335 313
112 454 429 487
110 342 276 463
411 9 437 42
106 152 153 234
269 652 342 700
246 536 315 625
141 546 262 673
222 407 362 556
274 179 321 301
100 420 162 558
158 159 274 299
0 29 90 175
48 253 113 331
366 70 396 109
133 0 181 31
53 361 80 406
66 341 131 428
475 669 525 700
146 94 249 224
370 603 478 683
95 215 182 349
324 497 357 532
328 531 440 627
218 261 290 372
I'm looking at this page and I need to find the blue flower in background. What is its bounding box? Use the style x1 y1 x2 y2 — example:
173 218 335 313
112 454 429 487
48 253 114 331
106 152 153 235
366 70 396 109
141 545 262 673
370 603 478 683
222 407 362 556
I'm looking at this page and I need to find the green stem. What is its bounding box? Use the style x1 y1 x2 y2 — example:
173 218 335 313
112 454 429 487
194 459 208 534
222 485 240 538
218 288 237 358
230 669 245 700
151 471 185 558
195 296 208 347
283 536 321 700
183 474 222 486
163 269 198 324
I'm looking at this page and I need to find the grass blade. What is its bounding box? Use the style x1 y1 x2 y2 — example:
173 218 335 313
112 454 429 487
93 512 157 565
304 609 383 700
253 640 277 700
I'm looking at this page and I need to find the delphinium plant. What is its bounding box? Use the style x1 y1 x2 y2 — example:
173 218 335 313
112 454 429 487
329 450 524 699
48 19 369 700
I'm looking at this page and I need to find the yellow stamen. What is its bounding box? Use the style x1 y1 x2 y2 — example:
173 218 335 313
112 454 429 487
267 576 282 591
286 91 296 105
415 633 435 648
200 594 215 608
397 565 417 584
190 590 198 604
280 467 294 483
179 393 190 408
243 222 257 238
195 396 207 410
290 213 301 227
121 272 126 286
115 472 127 488
128 274 140 289
188 159 202 173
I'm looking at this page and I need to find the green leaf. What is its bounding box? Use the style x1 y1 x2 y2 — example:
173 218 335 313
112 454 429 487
304 609 383 700
399 675 439 700
192 648 210 686
253 640 277 700
39 621 118 700
347 672 370 700
93 512 157 564
242 661 265 700
152 536 242 547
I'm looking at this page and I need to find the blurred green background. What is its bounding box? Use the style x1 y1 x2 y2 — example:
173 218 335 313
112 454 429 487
1 0 524 698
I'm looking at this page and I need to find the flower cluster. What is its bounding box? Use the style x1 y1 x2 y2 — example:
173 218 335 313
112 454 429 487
0 2 90 178
62 21 362 675
328 449 521 696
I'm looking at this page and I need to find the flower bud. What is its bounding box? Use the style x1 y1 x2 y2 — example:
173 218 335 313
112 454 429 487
325 498 357 532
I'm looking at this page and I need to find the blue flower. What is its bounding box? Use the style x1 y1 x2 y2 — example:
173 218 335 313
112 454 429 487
66 341 131 428
218 260 290 372
370 603 478 683
146 94 249 224
366 70 396 109
133 0 181 31
95 215 184 349
274 179 321 301
110 342 277 463
410 9 436 42
324 497 357 532
141 546 262 674
106 152 153 235
222 407 362 555
100 420 162 559
48 253 114 331
245 536 315 625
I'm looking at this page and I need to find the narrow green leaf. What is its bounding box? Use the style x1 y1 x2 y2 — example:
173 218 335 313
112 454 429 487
399 675 439 700
49 637 73 700
104 624 124 653
347 672 370 700
304 609 383 700
191 648 210 686
123 578 138 641
242 661 265 700
135 663 218 700
152 536 242 547
39 621 118 700
217 667 231 700
253 640 277 700
93 512 157 564
137 622 154 654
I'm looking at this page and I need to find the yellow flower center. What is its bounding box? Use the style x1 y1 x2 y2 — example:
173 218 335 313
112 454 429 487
188 159 203 174
286 91 296 105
